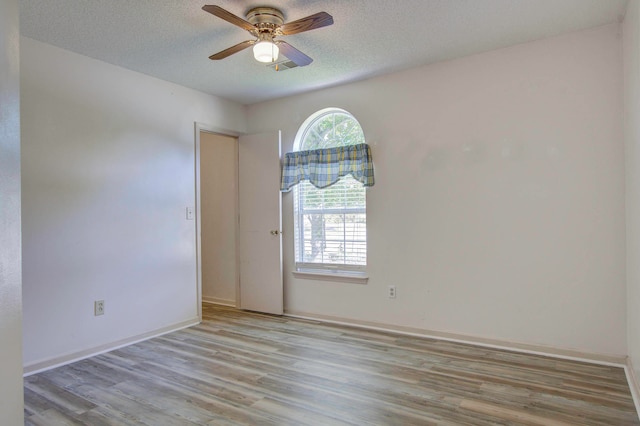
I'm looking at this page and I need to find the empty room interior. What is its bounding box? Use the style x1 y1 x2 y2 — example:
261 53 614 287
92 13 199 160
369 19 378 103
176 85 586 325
5 0 640 424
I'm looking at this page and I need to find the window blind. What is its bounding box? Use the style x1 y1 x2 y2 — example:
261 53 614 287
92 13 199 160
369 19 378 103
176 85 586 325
294 176 366 268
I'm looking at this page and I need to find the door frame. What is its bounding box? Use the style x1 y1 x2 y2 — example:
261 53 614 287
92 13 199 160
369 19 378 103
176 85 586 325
194 122 243 321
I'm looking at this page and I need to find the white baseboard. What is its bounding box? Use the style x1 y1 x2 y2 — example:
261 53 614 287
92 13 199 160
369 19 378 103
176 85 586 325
202 296 236 307
284 309 627 367
626 357 640 418
23 317 200 376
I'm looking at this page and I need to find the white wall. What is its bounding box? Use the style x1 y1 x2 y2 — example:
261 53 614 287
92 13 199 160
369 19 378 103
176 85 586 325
200 132 238 306
625 0 640 380
0 0 24 423
20 37 247 370
247 24 626 357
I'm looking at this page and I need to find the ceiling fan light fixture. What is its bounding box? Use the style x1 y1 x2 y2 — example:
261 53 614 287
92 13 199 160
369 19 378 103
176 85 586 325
253 40 279 63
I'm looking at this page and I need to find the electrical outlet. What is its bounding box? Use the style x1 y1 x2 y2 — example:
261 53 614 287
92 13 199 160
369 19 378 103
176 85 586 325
94 300 105 316
388 286 396 299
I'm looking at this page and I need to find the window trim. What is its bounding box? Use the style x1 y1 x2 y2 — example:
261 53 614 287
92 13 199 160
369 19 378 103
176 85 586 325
292 270 369 284
292 108 368 277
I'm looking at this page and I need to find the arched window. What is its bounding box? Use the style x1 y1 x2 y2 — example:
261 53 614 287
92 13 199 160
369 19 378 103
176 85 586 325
293 108 367 275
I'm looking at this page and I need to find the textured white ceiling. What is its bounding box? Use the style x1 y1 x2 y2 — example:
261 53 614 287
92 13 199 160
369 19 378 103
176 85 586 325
19 0 629 105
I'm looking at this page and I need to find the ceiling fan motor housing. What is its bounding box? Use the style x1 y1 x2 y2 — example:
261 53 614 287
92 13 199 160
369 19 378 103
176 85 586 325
247 7 284 29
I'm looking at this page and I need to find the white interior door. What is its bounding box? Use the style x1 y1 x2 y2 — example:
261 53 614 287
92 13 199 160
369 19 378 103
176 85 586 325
238 131 283 315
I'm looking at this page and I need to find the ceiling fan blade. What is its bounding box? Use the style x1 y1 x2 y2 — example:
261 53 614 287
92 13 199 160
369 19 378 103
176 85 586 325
202 5 255 32
276 41 313 67
280 12 333 35
209 40 255 60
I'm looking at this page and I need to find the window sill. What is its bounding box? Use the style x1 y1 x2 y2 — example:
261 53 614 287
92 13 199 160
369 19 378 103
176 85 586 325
292 270 369 284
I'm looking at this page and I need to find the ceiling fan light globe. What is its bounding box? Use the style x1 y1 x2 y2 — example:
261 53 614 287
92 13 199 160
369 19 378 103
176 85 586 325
253 41 279 63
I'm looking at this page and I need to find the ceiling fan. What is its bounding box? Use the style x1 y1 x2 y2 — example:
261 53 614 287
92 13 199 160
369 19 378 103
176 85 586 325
202 5 333 68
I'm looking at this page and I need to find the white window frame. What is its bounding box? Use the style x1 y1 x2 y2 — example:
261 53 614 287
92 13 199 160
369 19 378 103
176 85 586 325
292 108 368 282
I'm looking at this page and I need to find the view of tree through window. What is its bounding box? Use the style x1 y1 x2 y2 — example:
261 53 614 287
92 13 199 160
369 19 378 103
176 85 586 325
300 111 365 149
294 109 367 271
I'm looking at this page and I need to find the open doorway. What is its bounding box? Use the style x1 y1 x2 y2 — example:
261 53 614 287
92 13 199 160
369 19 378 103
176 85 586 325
197 129 239 308
195 125 283 317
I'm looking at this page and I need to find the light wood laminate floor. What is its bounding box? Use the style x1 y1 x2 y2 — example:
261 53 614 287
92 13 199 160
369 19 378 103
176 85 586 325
24 304 640 425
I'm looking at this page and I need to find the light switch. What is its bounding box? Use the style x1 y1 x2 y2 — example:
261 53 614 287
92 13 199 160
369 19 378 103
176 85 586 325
186 207 194 220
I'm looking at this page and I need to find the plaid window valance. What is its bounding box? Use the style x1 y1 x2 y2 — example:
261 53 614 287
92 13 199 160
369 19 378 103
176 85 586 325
280 143 375 192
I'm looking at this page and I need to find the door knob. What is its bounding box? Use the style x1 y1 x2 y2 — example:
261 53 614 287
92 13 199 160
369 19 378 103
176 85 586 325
270 230 281 235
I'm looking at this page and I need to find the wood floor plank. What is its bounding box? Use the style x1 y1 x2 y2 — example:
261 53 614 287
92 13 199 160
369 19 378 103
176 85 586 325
25 408 84 426
24 304 640 425
459 400 575 426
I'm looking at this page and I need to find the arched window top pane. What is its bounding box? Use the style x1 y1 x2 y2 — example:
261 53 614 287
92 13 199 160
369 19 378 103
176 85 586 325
295 108 365 151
